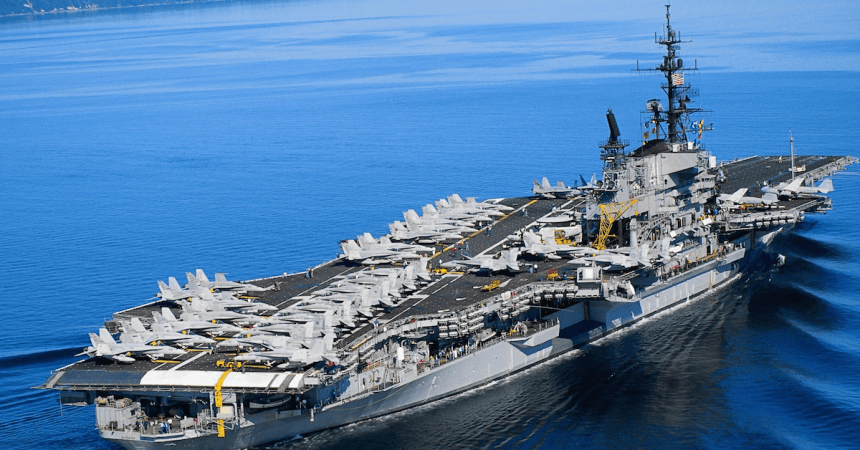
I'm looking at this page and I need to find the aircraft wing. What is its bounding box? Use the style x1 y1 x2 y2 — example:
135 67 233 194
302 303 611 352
782 177 805 193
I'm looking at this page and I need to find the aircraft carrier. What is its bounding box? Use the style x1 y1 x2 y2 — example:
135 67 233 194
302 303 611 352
38 7 856 450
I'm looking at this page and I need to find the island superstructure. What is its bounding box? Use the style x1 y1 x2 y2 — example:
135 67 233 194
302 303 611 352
39 7 855 450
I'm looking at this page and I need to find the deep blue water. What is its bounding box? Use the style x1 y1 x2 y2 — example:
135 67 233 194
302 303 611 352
1 1 859 449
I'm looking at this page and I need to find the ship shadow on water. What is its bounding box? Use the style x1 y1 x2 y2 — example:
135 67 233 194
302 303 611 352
768 226 846 261
746 229 852 330
0 346 83 367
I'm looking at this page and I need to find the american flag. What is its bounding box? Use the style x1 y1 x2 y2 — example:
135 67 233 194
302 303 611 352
671 72 685 86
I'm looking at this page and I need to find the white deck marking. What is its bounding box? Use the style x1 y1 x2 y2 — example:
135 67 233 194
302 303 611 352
169 351 209 371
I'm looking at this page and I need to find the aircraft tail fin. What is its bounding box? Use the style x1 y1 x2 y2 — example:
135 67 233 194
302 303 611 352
450 193 464 204
505 247 521 270
214 273 228 283
762 193 779 204
341 299 352 317
150 320 170 332
88 332 102 348
302 321 315 340
99 328 117 345
728 188 748 203
157 280 173 300
323 332 335 351
541 177 552 189
308 338 325 357
130 318 148 333
161 307 178 322
817 178 834 193
195 269 210 283
340 241 351 258
390 221 405 234
522 230 541 247
404 210 421 226
360 232 376 246
168 277 183 292
556 180 566 188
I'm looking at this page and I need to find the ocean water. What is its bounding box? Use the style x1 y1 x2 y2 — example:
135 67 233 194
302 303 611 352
1 1 859 448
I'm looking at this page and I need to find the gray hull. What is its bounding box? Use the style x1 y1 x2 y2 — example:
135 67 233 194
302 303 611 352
106 251 742 450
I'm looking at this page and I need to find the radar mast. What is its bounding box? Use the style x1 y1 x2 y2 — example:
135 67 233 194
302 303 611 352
637 4 702 145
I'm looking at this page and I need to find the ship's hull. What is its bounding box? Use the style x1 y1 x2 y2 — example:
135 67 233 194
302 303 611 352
105 247 748 450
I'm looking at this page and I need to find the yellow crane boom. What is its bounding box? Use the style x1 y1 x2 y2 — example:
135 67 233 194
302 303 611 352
214 368 233 438
593 199 638 250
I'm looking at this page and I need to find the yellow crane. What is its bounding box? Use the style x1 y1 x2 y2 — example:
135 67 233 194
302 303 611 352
214 368 234 438
593 199 638 251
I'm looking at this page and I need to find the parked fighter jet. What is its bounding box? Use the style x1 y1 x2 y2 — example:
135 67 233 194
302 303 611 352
356 233 434 254
435 198 504 218
762 177 834 198
388 221 462 243
403 210 477 234
303 293 376 319
578 174 601 190
536 214 577 225
153 308 244 336
293 301 358 328
340 240 421 265
188 269 269 292
532 177 581 199
446 194 514 212
157 277 196 301
717 188 779 205
345 258 431 290
521 231 592 260
423 204 494 223
241 320 316 339
118 318 215 348
178 300 266 326
568 244 651 271
312 280 399 311
78 328 185 363
217 329 338 357
181 281 278 313
233 334 338 368
441 248 521 273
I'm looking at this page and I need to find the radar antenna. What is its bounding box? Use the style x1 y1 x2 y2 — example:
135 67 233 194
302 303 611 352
599 108 629 162
635 4 703 145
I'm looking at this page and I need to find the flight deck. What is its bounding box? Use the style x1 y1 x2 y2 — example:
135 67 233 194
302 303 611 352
45 154 854 393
